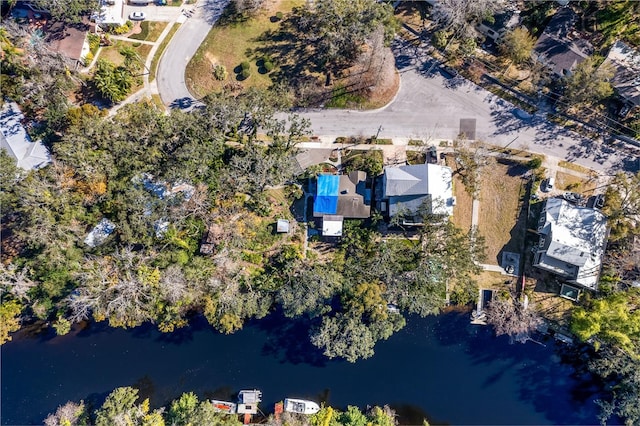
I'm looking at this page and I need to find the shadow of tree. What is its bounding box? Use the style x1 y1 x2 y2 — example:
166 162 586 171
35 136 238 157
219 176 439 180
252 310 330 367
200 0 232 26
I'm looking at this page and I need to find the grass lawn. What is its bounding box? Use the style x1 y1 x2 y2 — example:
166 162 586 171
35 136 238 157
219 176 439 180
186 0 302 98
150 23 180 82
98 40 152 68
445 156 473 232
531 280 575 327
555 171 598 194
478 160 529 265
475 271 511 289
129 21 168 42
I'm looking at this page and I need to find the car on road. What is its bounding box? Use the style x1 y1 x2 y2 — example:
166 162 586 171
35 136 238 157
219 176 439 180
129 11 146 20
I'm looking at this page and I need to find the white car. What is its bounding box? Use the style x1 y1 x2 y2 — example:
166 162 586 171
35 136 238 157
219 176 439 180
129 11 146 20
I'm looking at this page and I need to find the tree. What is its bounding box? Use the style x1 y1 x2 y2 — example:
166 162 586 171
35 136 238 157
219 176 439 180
343 150 384 177
168 392 198 425
430 0 505 37
485 292 542 343
169 393 241 426
570 289 640 353
44 401 87 426
277 263 342 318
563 57 614 106
0 300 22 345
310 313 377 362
93 59 133 103
95 386 161 426
500 27 536 64
339 406 368 426
589 347 640 426
451 141 495 197
33 0 100 24
288 0 397 79
603 171 640 241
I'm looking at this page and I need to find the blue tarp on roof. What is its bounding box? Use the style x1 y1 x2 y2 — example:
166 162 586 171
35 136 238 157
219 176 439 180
314 174 339 214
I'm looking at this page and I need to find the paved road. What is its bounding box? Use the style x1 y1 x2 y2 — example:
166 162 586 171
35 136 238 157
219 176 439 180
295 38 639 173
156 0 228 109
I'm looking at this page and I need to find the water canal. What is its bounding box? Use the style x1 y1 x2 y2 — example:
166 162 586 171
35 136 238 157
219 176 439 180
2 312 603 425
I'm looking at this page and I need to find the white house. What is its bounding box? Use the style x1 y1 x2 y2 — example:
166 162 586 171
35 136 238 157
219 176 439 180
382 163 454 224
0 102 51 171
533 198 608 290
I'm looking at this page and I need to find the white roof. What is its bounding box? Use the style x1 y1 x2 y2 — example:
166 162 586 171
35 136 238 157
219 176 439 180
539 198 608 289
84 218 116 247
322 215 343 237
425 163 453 216
0 102 51 170
96 0 125 25
384 164 454 217
603 40 640 106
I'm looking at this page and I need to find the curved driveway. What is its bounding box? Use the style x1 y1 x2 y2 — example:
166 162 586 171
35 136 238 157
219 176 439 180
157 0 229 109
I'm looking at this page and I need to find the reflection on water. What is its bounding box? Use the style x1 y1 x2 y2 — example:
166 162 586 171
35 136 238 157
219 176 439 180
2 312 602 425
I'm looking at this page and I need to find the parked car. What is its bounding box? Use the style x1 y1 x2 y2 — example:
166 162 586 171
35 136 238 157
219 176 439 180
129 11 146 20
541 177 555 192
594 194 605 209
563 192 583 204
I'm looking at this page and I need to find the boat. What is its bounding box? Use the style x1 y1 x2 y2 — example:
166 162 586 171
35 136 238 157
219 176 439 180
283 398 321 415
210 400 236 414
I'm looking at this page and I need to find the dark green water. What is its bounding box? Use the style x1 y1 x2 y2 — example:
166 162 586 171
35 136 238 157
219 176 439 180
1 312 604 425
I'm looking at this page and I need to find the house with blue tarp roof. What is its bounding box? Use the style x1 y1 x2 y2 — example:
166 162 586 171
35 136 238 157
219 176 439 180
314 174 340 214
313 172 371 237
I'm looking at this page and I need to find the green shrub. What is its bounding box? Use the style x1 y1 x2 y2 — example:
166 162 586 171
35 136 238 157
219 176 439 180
241 61 250 70
275 11 283 20
240 68 250 79
527 157 542 169
213 64 227 81
87 33 100 55
263 61 274 72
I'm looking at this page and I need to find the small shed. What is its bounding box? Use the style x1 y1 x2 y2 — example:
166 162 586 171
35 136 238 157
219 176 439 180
322 215 343 237
276 219 290 233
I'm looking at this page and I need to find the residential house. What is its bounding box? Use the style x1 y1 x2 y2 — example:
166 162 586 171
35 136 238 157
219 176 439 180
313 172 371 237
475 10 520 43
44 20 92 68
0 101 51 170
602 40 640 109
381 163 454 225
533 198 608 291
533 7 593 77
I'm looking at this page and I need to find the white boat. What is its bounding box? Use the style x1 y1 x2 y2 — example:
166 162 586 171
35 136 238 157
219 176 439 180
283 398 321 415
210 400 236 414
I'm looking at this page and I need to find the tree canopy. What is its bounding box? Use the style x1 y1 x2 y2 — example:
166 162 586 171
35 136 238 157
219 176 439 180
500 27 536 64
563 57 614 106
